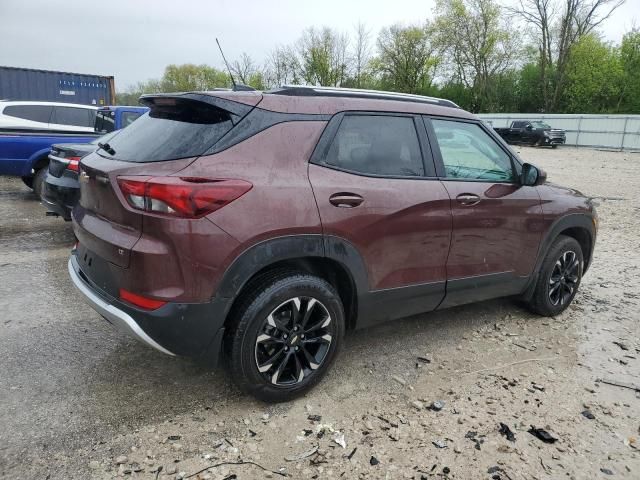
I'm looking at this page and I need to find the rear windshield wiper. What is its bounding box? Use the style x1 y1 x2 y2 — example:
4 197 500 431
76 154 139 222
97 142 116 156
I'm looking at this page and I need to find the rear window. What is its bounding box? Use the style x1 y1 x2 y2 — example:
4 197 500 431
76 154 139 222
99 100 234 162
3 105 53 123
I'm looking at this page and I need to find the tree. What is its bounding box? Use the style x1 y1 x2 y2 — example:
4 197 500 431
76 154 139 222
373 24 439 94
264 45 301 88
563 33 623 112
432 0 520 112
511 0 625 111
229 52 266 89
618 28 640 113
114 65 229 105
160 64 229 91
352 22 372 88
297 27 350 86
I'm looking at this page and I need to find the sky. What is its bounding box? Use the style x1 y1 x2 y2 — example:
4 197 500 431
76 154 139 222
1 0 638 90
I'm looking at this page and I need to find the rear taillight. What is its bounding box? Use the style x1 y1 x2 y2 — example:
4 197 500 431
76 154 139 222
119 288 167 310
65 156 81 172
116 176 252 218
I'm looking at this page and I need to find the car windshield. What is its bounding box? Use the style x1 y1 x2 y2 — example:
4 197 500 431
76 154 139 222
531 121 551 129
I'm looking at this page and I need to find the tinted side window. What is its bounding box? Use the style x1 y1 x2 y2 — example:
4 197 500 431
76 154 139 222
3 105 53 123
431 119 514 182
51 107 94 127
324 115 424 177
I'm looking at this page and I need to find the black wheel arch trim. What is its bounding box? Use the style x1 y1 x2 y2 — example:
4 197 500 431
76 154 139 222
522 213 596 301
214 234 369 308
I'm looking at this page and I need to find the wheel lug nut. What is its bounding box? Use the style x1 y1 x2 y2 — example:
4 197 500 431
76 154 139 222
283 334 288 339
295 346 299 351
301 334 305 339
284 346 289 351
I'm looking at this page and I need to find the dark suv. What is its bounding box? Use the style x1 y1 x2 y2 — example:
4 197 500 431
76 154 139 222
69 87 597 402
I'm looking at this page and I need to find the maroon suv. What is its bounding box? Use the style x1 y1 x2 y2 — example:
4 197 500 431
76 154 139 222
69 86 597 401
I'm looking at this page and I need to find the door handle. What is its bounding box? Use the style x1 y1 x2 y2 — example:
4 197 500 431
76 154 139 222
329 193 364 208
456 193 481 206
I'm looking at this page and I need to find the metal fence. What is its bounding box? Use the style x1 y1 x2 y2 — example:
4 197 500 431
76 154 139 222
477 113 640 151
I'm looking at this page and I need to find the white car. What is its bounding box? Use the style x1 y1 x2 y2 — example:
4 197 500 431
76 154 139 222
0 101 97 132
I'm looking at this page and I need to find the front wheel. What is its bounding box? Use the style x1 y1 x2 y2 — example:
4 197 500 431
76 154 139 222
225 271 345 402
526 235 583 316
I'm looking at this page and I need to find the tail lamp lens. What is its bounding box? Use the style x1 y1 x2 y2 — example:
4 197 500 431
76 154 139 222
117 176 252 218
65 156 81 172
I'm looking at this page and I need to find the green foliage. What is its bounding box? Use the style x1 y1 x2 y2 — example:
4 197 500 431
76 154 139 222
298 27 349 87
373 24 439 94
619 29 640 113
563 34 624 113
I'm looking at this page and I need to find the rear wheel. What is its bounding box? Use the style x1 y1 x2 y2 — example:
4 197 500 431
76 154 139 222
33 167 47 199
526 235 583 316
225 271 345 402
21 176 34 189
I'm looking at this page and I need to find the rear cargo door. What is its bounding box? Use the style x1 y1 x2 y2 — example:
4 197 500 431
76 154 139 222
74 94 255 267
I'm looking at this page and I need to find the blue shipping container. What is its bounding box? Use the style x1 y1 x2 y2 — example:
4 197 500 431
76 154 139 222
0 66 114 106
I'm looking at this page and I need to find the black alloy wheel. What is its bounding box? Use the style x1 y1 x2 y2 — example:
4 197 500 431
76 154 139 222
254 296 334 386
548 250 580 307
225 271 344 402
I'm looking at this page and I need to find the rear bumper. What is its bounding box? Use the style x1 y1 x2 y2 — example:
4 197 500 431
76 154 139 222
68 254 230 361
42 172 78 220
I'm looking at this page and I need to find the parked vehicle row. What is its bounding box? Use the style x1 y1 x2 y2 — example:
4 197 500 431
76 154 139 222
493 120 566 148
67 86 597 402
0 101 147 199
42 130 119 220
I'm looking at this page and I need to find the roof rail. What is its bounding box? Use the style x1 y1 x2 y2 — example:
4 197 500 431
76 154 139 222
267 85 459 108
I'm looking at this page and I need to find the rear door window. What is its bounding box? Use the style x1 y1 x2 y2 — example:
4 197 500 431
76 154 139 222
51 106 95 127
322 115 425 177
99 99 234 162
3 105 53 123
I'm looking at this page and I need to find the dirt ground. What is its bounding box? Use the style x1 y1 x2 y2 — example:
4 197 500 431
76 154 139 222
1 146 639 480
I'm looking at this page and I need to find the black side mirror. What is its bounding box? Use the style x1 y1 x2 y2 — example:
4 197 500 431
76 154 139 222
521 163 547 186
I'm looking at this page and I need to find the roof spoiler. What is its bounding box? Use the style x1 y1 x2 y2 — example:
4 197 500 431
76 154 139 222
139 92 254 124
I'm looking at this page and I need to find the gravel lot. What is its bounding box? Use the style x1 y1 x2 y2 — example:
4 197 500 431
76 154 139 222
1 146 639 480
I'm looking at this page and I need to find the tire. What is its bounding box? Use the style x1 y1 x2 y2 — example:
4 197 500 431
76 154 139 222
526 235 583 316
551 144 558 149
225 270 345 402
21 176 34 189
32 167 47 199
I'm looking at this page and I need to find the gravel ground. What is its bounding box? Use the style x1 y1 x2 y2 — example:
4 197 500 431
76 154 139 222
0 146 639 480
